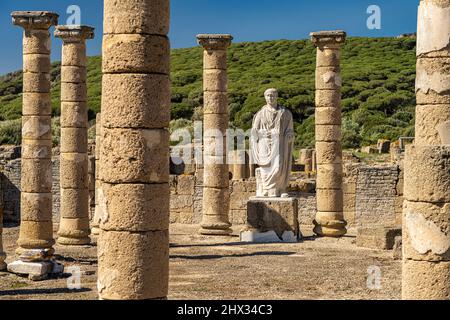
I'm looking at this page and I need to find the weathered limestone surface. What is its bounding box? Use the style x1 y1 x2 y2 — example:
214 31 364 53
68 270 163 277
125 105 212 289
98 0 170 300
356 227 402 250
311 30 347 237
55 25 94 246
11 11 58 264
403 0 450 300
197 34 233 236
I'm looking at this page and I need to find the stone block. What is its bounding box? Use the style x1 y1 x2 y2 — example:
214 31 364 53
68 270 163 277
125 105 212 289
102 34 169 74
415 104 450 146
20 158 52 193
315 89 341 108
22 93 52 116
60 153 88 189
60 188 89 219
315 66 341 90
61 66 87 83
244 197 300 241
176 175 195 195
316 188 343 212
203 69 227 92
203 49 227 70
316 141 342 165
61 82 87 102
403 200 450 262
21 192 52 221
21 139 52 159
316 47 341 67
97 229 169 300
315 124 341 142
62 42 87 67
203 91 228 114
315 107 341 125
22 116 51 140
316 164 342 189
402 259 450 300
103 0 170 36
202 187 230 216
23 30 51 54
356 226 402 250
102 73 170 129
404 145 450 203
23 54 51 73
99 182 169 232
100 128 169 184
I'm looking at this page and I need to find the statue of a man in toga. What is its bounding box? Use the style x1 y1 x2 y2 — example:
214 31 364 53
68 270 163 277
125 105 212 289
251 88 294 197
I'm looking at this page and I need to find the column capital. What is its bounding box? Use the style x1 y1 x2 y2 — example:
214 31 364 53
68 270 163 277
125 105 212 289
197 34 233 50
11 11 58 30
310 30 346 48
55 25 95 43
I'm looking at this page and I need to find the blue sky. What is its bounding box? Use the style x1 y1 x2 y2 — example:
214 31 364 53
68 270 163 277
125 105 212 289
0 0 418 74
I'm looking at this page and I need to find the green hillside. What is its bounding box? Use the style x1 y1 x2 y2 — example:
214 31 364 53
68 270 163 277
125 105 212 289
0 37 417 148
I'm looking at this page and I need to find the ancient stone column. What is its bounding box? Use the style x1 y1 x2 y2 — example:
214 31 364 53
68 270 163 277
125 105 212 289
12 11 58 259
98 0 170 299
55 25 94 246
311 31 347 237
91 113 101 236
197 34 233 236
402 0 450 300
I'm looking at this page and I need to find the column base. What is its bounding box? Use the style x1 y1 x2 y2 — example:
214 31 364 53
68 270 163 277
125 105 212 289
313 211 347 237
57 236 91 246
7 259 64 281
199 227 233 236
15 247 55 259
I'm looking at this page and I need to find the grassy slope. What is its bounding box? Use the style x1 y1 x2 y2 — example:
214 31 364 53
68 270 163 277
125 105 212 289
0 37 417 148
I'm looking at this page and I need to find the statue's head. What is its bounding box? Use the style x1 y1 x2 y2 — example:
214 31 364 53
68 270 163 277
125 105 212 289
264 88 278 107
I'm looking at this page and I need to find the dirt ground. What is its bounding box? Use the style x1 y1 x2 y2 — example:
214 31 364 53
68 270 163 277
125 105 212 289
0 223 401 300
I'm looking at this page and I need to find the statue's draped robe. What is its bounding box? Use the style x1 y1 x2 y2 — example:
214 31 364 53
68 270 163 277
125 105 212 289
251 105 294 195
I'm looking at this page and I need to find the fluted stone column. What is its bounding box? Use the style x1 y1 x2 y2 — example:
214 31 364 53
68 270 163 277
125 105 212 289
402 0 450 300
311 31 347 237
12 11 58 258
55 25 94 246
197 34 233 236
91 113 102 236
98 0 170 300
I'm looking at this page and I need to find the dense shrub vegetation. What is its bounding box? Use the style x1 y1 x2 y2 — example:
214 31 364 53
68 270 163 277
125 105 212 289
0 37 416 148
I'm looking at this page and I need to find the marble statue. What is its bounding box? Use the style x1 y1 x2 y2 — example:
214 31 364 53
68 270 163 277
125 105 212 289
250 88 294 197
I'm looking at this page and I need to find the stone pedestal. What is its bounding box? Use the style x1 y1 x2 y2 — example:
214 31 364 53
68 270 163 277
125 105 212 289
98 0 170 300
311 30 347 237
240 197 301 243
55 25 94 246
402 0 450 300
11 11 59 273
197 34 233 236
